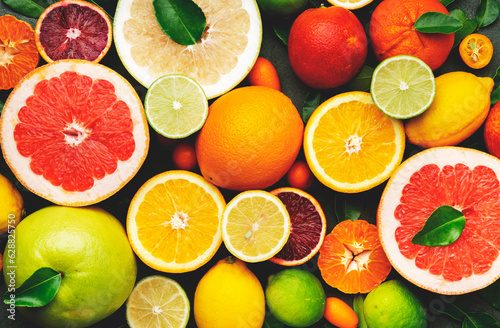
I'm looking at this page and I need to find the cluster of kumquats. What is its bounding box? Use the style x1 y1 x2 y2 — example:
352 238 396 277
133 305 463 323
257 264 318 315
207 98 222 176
1 0 500 327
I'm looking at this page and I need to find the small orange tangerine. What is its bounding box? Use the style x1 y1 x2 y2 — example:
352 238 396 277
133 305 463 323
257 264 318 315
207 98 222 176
459 33 493 69
286 160 314 190
323 297 359 328
173 142 197 171
247 57 281 91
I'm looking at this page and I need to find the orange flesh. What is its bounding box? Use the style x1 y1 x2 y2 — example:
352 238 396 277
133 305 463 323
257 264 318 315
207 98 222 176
460 34 493 69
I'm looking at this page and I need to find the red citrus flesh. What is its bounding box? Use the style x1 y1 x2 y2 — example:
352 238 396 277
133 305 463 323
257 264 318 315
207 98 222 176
269 187 326 266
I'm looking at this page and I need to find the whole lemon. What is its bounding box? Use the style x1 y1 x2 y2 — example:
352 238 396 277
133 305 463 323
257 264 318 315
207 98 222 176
3 206 137 328
405 71 494 148
194 256 265 328
0 173 23 234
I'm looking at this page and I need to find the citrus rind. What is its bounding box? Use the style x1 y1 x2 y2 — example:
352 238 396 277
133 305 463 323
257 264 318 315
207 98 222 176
326 0 374 10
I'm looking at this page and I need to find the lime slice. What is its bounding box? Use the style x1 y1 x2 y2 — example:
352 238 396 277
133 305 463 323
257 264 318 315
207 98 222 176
370 55 435 119
145 74 208 139
126 275 190 328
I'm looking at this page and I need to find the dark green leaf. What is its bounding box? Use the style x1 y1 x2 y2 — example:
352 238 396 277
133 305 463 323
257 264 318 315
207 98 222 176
493 66 500 84
273 20 293 46
353 294 368 328
415 12 463 34
411 205 465 246
302 90 321 124
2 0 46 18
449 8 468 23
463 312 500 328
440 0 455 6
262 313 284 328
345 198 364 221
309 0 322 8
0 100 4 115
88 0 114 20
453 19 478 48
476 0 500 29
430 301 465 321
4 267 61 307
153 0 206 46
491 86 500 106
480 279 500 310
346 66 374 92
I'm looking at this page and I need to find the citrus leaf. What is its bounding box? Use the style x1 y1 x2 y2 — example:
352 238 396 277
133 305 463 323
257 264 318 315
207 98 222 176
440 0 455 6
346 66 373 92
0 100 4 115
4 267 61 307
463 312 500 328
491 85 500 106
453 18 478 48
480 279 500 310
152 0 206 46
2 0 46 18
449 8 468 23
353 294 368 328
273 22 292 46
411 205 465 246
415 12 463 34
493 66 500 84
476 0 500 29
302 90 321 124
345 197 364 221
430 302 466 321
262 313 284 328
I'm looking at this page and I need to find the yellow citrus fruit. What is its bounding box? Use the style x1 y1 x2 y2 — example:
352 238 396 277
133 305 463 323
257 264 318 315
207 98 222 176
327 0 374 10
0 173 23 234
127 170 225 273
405 71 494 148
304 91 405 193
194 256 265 328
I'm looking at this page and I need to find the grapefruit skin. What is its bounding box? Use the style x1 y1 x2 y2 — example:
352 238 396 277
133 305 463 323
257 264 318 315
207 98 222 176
287 6 368 89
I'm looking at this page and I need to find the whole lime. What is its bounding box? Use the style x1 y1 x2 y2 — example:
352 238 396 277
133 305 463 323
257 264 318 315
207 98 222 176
3 206 137 328
364 280 427 328
265 268 326 327
256 0 308 16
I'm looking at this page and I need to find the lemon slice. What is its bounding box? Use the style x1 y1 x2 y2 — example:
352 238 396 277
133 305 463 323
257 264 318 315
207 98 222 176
126 275 190 328
327 0 374 9
370 55 436 119
222 190 290 263
145 75 208 139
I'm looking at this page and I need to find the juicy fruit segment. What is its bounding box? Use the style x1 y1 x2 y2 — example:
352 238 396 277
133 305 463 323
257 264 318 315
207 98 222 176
0 173 23 234
378 147 500 294
304 91 405 193
127 170 225 273
269 187 326 266
114 0 262 99
36 0 112 63
459 33 493 69
0 60 149 206
318 220 392 294
126 276 190 328
0 15 39 90
222 190 291 262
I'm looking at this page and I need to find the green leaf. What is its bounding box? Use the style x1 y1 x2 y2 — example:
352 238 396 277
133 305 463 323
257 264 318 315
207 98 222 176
262 313 284 328
302 90 321 124
411 205 465 246
480 279 500 310
152 0 206 46
476 0 500 29
449 8 468 23
453 18 478 48
440 0 455 6
353 294 368 328
345 198 364 221
0 100 4 115
346 66 374 92
491 86 500 106
415 11 463 34
273 20 293 46
493 66 500 84
463 312 500 328
430 301 465 321
88 0 114 21
2 0 47 18
4 267 62 307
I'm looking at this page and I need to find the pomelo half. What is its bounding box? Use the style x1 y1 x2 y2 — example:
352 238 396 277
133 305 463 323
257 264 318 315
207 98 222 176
0 59 149 206
378 146 500 295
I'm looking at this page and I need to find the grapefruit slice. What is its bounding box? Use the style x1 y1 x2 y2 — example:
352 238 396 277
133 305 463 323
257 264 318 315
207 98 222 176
0 59 149 206
378 146 500 295
113 0 262 99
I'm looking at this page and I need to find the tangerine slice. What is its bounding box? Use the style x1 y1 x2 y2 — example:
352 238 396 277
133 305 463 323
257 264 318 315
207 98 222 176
459 33 493 69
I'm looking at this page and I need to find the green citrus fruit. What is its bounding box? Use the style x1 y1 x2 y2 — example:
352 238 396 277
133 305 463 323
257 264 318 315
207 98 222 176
256 0 308 16
363 280 427 328
265 268 326 327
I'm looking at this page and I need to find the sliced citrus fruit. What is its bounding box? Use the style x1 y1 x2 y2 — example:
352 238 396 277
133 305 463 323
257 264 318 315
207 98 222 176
370 55 435 119
318 219 392 294
113 0 262 99
0 15 39 90
35 0 112 63
145 74 208 139
459 33 494 69
222 190 291 263
127 170 225 273
126 275 190 328
269 187 326 266
0 59 149 206
304 91 405 193
378 146 500 295
326 0 374 10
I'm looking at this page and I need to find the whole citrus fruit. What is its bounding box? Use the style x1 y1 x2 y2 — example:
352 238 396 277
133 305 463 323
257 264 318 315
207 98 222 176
194 256 265 328
196 86 303 191
265 269 326 327
0 173 23 234
287 6 367 89
485 101 500 159
405 71 493 148
256 0 309 16
369 0 454 71
3 206 137 328
363 280 427 328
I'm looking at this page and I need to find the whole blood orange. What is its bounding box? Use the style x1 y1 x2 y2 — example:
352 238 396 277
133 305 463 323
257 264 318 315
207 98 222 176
485 101 500 159
369 0 454 71
196 86 303 191
287 6 367 89
378 147 500 295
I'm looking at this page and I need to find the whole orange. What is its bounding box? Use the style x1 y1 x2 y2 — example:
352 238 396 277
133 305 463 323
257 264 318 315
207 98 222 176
369 0 454 71
287 6 367 89
484 101 500 159
196 86 304 191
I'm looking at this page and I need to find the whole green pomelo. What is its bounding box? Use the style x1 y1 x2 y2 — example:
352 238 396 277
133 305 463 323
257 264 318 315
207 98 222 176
3 206 137 328
364 280 427 328
265 269 326 327
256 0 309 16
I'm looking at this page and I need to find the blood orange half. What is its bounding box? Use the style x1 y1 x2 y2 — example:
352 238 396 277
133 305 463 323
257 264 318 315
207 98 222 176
378 146 500 295
35 0 112 63
269 187 326 266
0 59 149 206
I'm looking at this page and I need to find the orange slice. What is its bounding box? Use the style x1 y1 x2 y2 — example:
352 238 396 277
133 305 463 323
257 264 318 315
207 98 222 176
304 91 405 193
127 170 225 273
459 33 493 69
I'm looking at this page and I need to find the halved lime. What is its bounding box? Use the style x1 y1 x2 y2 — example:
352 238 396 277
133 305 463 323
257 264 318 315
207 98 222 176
370 55 435 119
145 74 208 139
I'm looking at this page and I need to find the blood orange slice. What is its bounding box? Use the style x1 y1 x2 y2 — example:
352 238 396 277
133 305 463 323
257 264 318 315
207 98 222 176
35 0 112 63
269 187 326 266
378 146 500 295
0 59 149 206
